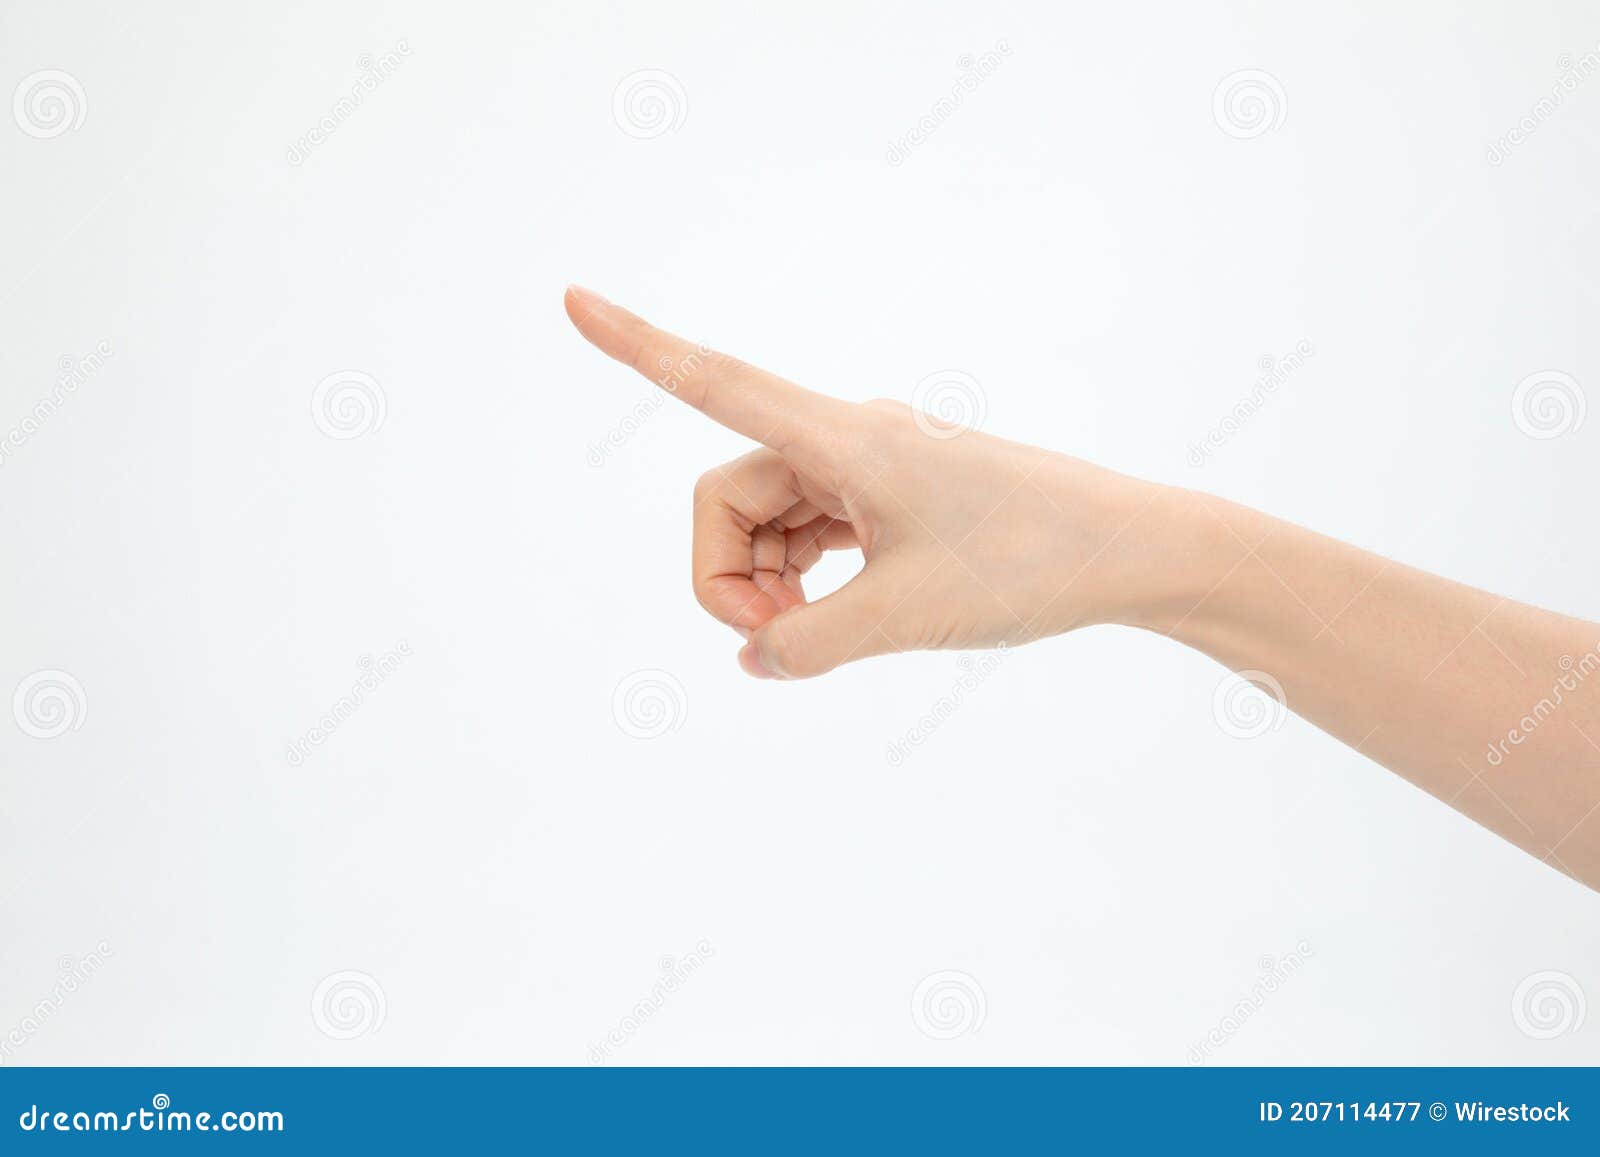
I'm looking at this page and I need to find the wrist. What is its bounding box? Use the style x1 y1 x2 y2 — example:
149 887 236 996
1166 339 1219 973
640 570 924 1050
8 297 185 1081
1022 464 1210 637
1091 481 1243 637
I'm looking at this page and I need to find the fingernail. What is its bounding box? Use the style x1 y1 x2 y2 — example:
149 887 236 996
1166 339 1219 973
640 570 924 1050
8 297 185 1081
738 643 777 679
756 635 791 679
566 284 606 306
734 627 752 641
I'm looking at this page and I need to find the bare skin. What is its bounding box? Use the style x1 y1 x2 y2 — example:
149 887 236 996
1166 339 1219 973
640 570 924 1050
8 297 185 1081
565 285 1600 892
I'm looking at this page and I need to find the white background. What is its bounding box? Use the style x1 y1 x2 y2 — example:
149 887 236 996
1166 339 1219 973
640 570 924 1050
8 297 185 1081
2 0 1597 1065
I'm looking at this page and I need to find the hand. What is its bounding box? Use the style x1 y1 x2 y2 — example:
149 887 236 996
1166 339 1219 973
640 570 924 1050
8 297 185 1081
565 286 1600 887
565 286 1172 678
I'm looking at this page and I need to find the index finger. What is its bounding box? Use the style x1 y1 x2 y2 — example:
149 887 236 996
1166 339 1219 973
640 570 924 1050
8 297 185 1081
564 284 845 452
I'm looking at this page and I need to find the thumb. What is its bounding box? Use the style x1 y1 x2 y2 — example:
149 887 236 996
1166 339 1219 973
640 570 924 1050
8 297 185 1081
741 570 899 679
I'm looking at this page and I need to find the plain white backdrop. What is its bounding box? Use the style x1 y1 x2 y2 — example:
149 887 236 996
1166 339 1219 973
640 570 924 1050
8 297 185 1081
2 0 1597 1065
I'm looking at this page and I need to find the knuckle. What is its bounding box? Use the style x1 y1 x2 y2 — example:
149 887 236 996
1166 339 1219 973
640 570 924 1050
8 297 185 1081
848 406 913 464
691 470 721 504
628 326 665 379
858 398 909 432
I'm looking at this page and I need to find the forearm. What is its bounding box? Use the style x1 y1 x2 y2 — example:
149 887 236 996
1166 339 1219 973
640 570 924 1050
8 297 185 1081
1130 485 1600 889
565 288 1600 890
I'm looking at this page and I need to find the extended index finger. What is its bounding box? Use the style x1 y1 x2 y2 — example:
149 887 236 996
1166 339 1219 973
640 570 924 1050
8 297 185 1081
564 285 844 452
